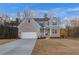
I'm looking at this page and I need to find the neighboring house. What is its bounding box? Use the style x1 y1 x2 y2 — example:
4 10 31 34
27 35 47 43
18 15 60 38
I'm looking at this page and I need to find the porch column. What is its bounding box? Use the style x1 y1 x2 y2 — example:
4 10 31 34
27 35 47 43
44 28 45 37
50 29 52 37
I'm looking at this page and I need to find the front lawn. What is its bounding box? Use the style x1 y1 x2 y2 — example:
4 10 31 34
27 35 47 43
32 38 79 55
0 39 16 45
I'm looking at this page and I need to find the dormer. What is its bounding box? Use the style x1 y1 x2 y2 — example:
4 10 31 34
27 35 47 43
52 16 58 25
50 16 59 26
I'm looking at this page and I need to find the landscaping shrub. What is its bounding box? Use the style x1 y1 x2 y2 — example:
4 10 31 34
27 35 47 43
0 26 18 39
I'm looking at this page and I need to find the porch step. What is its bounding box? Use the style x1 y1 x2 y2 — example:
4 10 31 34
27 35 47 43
46 37 50 40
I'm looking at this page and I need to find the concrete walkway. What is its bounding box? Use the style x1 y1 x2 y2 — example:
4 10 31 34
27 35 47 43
0 39 36 55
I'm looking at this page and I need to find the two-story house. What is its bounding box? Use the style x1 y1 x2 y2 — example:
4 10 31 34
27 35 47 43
18 13 60 38
34 14 60 38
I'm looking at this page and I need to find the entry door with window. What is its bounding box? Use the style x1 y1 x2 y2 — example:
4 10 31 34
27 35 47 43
52 29 57 34
45 29 50 37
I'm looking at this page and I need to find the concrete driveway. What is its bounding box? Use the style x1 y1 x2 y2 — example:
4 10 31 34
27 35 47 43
0 39 36 55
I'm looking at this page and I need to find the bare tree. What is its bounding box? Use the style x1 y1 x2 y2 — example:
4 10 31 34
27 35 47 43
23 8 33 23
47 10 57 18
16 11 21 23
23 9 31 19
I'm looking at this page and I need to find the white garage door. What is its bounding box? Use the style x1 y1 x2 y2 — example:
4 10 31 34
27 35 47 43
21 32 37 39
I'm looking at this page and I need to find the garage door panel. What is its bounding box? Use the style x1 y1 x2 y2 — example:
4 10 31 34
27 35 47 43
21 32 37 39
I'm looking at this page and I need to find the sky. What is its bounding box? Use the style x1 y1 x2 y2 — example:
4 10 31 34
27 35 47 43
0 3 79 21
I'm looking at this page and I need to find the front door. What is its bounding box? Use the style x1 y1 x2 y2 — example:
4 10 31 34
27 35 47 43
45 29 50 37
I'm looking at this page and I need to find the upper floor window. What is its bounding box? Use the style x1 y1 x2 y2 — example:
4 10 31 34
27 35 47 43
52 17 58 25
52 22 57 25
52 20 57 25
44 21 49 26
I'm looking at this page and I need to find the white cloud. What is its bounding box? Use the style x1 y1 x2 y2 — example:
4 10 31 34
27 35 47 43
31 9 61 18
31 10 45 18
67 7 79 11
51 7 79 20
31 7 79 19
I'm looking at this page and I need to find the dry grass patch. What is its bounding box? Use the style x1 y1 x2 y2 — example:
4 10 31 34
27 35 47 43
0 39 16 45
32 38 79 55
